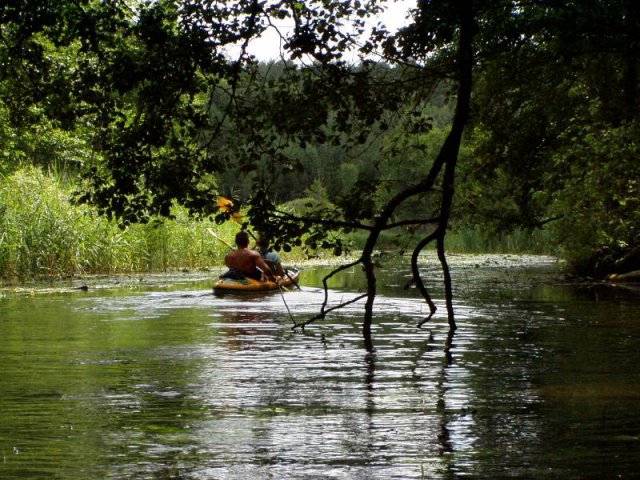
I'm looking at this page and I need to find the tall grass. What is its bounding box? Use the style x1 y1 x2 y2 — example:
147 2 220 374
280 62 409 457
344 225 556 255
0 167 239 283
445 225 556 255
1 168 555 284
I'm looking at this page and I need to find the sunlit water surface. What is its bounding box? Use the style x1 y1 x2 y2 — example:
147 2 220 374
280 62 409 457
1 255 639 479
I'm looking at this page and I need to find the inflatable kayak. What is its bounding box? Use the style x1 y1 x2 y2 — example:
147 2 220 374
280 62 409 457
213 269 300 294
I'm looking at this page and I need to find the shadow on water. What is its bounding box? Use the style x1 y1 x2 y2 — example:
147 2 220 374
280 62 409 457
1 254 640 478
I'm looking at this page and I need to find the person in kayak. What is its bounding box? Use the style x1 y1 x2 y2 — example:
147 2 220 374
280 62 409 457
223 231 275 281
256 236 285 276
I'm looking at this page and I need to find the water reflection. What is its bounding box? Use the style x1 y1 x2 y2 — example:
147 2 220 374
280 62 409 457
1 255 640 478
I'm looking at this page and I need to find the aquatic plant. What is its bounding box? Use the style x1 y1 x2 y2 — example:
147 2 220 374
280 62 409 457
0 168 239 282
445 226 556 255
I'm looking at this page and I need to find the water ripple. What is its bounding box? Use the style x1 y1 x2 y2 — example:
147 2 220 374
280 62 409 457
1 257 639 479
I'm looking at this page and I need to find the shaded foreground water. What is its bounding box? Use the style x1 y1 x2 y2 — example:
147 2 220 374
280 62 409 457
1 254 639 479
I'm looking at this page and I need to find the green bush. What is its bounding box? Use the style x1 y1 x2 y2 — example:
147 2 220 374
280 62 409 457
445 225 555 254
547 122 640 275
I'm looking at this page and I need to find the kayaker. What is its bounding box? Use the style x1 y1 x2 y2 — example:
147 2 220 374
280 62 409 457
256 236 285 276
224 231 275 281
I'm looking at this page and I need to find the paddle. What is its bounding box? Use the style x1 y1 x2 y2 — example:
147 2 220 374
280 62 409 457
217 196 245 225
206 228 233 249
281 267 301 290
276 278 295 324
257 267 295 325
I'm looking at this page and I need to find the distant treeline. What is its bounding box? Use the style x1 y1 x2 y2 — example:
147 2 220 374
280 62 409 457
1 0 638 280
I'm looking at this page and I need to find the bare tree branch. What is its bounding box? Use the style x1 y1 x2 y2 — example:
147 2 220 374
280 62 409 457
318 257 363 316
410 232 439 328
273 209 373 231
293 293 368 329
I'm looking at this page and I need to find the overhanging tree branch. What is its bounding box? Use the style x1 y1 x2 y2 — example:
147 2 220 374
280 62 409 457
288 1 476 347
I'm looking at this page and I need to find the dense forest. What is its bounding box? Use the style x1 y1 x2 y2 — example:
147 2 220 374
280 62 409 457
1 0 639 296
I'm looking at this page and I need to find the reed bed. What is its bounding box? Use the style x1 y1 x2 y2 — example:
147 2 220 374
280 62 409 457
0 168 555 284
0 167 240 283
445 225 556 255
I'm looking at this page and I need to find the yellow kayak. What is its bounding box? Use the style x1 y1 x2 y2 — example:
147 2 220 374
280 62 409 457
213 269 300 294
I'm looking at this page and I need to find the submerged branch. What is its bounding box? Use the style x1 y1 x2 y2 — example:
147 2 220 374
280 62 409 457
292 257 364 331
319 257 363 316
410 232 439 328
292 293 368 330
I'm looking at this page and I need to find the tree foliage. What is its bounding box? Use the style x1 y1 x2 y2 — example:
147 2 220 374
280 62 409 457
2 0 639 345
457 0 640 274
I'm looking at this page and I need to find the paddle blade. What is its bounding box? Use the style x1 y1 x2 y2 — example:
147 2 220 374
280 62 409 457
217 196 235 212
217 196 244 224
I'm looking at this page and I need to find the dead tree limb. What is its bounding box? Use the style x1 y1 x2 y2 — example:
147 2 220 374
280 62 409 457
292 294 368 330
411 232 439 328
291 257 363 331
319 257 363 318
291 0 475 350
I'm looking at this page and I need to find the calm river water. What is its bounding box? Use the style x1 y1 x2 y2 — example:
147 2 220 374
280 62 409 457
1 254 639 479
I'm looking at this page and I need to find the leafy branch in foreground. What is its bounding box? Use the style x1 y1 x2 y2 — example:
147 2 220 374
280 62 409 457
9 0 637 349
229 1 477 350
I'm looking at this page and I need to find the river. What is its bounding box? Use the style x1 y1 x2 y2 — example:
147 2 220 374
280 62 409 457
1 254 639 479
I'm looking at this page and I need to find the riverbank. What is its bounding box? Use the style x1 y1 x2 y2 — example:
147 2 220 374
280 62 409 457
1 253 567 298
2 168 561 285
0 255 351 296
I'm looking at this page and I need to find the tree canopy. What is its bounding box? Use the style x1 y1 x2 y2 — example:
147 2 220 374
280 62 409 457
458 0 640 276
2 0 639 344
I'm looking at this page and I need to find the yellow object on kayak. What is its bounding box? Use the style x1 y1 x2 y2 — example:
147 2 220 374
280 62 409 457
213 269 300 294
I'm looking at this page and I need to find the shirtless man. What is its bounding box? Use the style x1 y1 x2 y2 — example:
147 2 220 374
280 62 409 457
224 231 274 281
